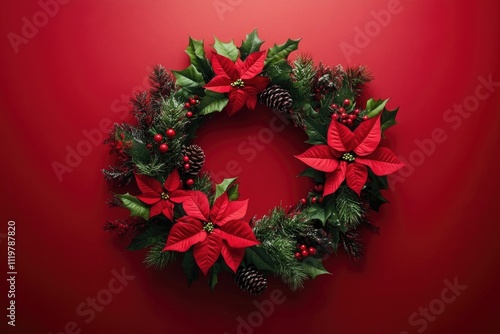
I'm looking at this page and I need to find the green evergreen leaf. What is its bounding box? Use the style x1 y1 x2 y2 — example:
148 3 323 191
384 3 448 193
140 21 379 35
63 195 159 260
301 257 331 279
116 193 150 220
322 195 338 222
185 37 214 81
182 251 199 285
227 183 239 201
215 177 238 199
298 167 326 183
364 186 388 212
381 106 399 131
365 98 389 118
127 139 150 165
172 65 205 96
245 246 276 272
304 204 327 225
126 224 167 251
239 29 264 61
263 59 293 86
208 262 221 291
144 242 177 270
198 91 229 115
265 38 301 66
330 228 340 253
304 117 328 144
213 37 239 61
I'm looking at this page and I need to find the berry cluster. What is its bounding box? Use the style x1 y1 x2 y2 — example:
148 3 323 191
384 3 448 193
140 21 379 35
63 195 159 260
181 155 195 187
330 99 368 126
299 183 325 206
184 96 199 118
294 243 317 260
152 128 176 153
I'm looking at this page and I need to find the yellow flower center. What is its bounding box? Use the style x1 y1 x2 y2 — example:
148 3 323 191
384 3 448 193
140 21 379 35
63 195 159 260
341 152 356 162
161 192 169 200
203 222 215 233
230 79 245 88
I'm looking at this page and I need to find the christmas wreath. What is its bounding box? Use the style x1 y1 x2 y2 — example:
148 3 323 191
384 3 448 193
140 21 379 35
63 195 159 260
103 30 404 295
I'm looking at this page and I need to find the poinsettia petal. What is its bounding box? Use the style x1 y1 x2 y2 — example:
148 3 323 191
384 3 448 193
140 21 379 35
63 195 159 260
295 145 339 172
219 220 260 248
245 76 270 92
204 75 232 93
136 192 160 205
211 53 239 80
216 199 249 226
221 242 245 273
193 230 222 276
323 162 347 197
239 51 267 80
134 173 162 194
163 223 206 252
176 216 204 229
356 147 405 175
163 169 181 192
161 200 175 221
210 192 229 223
327 119 356 152
182 191 210 221
169 190 191 203
353 114 381 156
149 202 163 218
345 163 368 197
225 89 247 116
245 93 258 110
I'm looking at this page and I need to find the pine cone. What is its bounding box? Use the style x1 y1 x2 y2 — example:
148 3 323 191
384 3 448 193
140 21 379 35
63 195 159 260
235 265 268 296
182 145 205 177
258 85 293 112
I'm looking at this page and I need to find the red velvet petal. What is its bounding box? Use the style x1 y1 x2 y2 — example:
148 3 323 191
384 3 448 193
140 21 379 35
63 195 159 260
353 114 381 156
345 163 368 196
323 162 347 197
204 75 232 93
176 216 204 229
225 89 247 116
210 53 239 80
182 191 210 221
216 199 249 227
219 220 260 248
148 202 163 218
164 169 181 192
239 51 267 80
161 200 175 221
245 93 258 110
193 231 222 275
136 192 160 205
134 173 162 194
356 147 405 175
210 192 229 223
295 145 339 172
163 223 206 252
169 190 192 203
221 243 245 273
327 119 356 152
244 76 270 92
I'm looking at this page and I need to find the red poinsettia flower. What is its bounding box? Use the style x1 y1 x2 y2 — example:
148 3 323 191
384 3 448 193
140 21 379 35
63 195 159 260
135 170 190 220
163 191 259 275
204 51 270 115
295 115 404 197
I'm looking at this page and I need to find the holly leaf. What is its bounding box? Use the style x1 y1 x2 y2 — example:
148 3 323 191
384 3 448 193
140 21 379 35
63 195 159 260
116 193 150 220
245 246 276 272
126 224 166 251
381 106 399 132
365 98 389 118
182 251 199 285
227 183 239 201
322 195 338 222
185 37 214 82
304 117 328 145
126 139 150 165
240 29 264 61
363 185 388 212
303 204 327 225
198 91 229 115
298 167 326 183
213 37 239 61
301 257 331 279
208 261 221 291
215 177 238 199
172 65 205 96
265 38 301 67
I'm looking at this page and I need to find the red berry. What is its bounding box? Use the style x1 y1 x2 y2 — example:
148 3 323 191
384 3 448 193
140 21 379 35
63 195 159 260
188 98 196 105
338 107 346 114
301 250 309 257
294 252 302 260
362 115 369 121
354 109 360 115
183 156 190 163
330 103 339 110
146 143 153 149
341 119 348 124
300 198 307 205
343 98 351 107
299 244 307 251
315 184 324 192
340 112 347 119
159 143 168 153
194 95 199 99
186 179 195 186
308 247 317 256
153 134 163 143
166 128 176 138
318 197 323 203
186 111 193 118
346 119 353 126
183 163 190 170
349 114 356 120
311 197 317 204
184 102 191 109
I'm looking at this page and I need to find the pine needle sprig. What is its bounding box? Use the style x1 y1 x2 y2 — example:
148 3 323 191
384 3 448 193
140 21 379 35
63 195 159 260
144 241 178 270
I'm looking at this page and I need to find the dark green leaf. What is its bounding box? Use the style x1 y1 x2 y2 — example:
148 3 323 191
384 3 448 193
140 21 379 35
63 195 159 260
330 228 340 253
182 251 199 285
298 167 326 183
301 257 331 279
265 38 301 66
245 246 276 272
227 183 240 201
213 37 239 61
304 204 326 225
126 224 167 251
263 59 293 86
172 65 205 96
126 139 150 165
364 186 388 212
198 91 229 115
117 193 150 220
239 29 264 61
304 117 328 144
185 37 214 81
215 177 238 199
381 106 399 132
322 195 337 222
208 262 221 291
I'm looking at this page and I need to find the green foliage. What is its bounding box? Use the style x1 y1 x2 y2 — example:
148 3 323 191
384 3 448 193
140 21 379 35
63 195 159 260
301 257 331 279
262 60 293 88
292 55 316 98
135 156 166 178
304 116 328 144
198 91 229 115
127 223 168 251
144 242 177 270
239 29 264 61
116 193 150 220
335 185 364 230
185 37 214 82
265 38 301 67
365 98 389 118
245 246 276 272
172 65 205 97
298 167 326 183
215 177 239 200
381 106 399 132
182 251 199 285
213 37 239 61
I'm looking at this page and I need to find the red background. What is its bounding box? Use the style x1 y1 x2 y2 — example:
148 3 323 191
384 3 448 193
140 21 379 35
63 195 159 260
1 1 500 333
